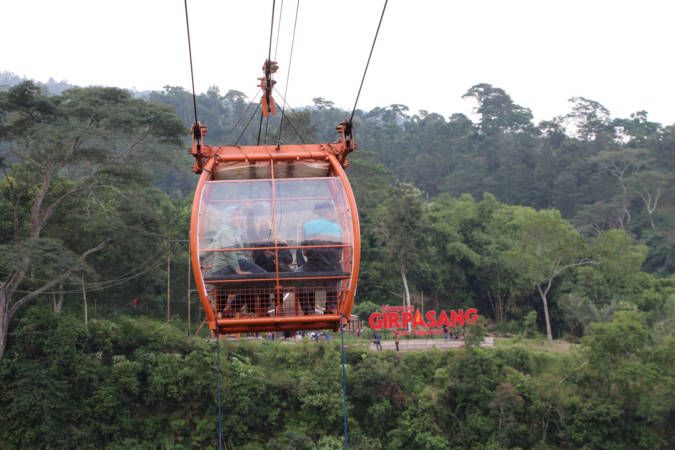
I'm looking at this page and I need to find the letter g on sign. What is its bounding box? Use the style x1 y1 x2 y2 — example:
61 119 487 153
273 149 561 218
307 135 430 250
369 312 383 330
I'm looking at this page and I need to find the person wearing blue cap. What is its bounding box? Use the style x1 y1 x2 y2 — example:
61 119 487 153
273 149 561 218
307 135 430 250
298 201 343 315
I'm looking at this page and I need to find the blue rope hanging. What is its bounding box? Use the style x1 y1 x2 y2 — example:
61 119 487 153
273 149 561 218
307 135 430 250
216 328 224 450
340 314 349 449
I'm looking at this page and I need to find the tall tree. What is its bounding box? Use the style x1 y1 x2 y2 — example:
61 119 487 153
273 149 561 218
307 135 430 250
373 182 425 313
591 148 650 231
613 110 662 148
462 83 533 136
0 82 183 359
565 97 612 143
505 207 592 341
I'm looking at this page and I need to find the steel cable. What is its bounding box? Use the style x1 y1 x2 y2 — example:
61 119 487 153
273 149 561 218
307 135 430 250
349 0 389 125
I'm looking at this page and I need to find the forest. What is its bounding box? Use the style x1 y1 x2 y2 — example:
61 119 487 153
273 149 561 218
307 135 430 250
0 78 673 448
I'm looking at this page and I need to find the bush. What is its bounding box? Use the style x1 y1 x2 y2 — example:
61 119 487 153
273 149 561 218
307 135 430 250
465 317 488 347
522 311 540 338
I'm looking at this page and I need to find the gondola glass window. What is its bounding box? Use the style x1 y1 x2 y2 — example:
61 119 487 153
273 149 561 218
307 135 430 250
197 177 354 323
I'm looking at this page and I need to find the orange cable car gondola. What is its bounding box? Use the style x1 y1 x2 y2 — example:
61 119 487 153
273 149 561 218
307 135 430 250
189 65 360 336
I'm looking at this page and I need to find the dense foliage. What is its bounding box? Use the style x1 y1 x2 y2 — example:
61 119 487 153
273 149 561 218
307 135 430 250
0 309 672 449
144 84 675 340
1 78 674 448
3 79 673 341
0 81 187 360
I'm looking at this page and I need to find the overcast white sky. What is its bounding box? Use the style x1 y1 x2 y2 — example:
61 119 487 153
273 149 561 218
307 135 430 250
2 0 674 124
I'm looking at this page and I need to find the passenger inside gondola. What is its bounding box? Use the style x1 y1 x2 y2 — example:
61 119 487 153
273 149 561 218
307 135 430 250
202 205 269 318
297 201 343 314
251 217 294 316
203 205 266 279
301 201 342 270
198 179 353 320
252 217 294 273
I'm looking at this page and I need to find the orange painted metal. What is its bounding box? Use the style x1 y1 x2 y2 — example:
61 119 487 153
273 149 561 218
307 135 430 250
188 71 360 335
215 314 342 334
259 59 278 117
205 275 350 285
327 153 361 322
201 243 351 253
189 143 348 168
190 158 217 330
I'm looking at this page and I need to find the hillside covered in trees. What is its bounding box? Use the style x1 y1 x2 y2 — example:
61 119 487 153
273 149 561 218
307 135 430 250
0 79 673 448
145 82 675 340
1 309 672 449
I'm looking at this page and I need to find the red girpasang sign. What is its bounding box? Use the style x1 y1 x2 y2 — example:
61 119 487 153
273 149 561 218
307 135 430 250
368 305 479 336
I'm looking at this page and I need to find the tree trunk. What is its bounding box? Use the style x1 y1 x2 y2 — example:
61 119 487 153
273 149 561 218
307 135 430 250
81 274 88 327
0 242 106 360
537 284 553 341
400 267 411 308
541 405 551 443
0 289 9 361
488 291 507 324
640 188 661 230
0 270 24 361
166 250 171 323
400 266 412 332
620 182 632 229
54 284 64 313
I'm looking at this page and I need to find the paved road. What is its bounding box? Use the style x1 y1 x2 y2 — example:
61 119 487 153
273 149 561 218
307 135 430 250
369 337 494 352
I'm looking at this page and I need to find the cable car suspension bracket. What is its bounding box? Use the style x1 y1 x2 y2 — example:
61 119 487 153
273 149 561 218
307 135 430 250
259 59 279 117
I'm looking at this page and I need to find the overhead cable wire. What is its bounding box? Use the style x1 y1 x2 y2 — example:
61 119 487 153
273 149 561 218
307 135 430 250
349 0 389 125
277 0 301 145
267 1 276 80
3 244 170 288
256 101 266 145
264 0 278 145
222 90 262 145
273 0 285 61
88 245 171 283
235 103 262 146
258 0 277 145
273 87 307 144
183 0 200 127
268 0 285 145
14 245 171 292
264 111 271 144
14 259 166 295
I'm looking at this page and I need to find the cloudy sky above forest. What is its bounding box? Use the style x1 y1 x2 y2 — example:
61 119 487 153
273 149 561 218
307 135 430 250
2 0 674 124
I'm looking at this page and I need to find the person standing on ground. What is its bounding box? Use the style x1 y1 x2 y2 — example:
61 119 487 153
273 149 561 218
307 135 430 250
394 330 400 352
373 331 382 351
